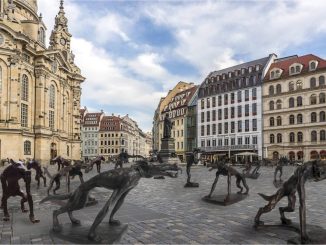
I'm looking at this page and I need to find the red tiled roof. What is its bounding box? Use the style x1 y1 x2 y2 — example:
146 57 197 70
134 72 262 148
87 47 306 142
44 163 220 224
264 54 326 81
83 112 103 126
162 86 197 113
99 116 121 131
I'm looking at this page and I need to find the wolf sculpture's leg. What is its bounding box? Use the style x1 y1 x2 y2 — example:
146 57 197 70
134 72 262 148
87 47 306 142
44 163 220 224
279 193 296 225
109 189 132 225
236 177 243 194
207 171 220 198
88 189 122 242
242 177 249 194
68 211 81 225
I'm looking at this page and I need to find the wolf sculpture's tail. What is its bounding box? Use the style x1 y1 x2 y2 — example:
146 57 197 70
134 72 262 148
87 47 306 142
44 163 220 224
40 193 71 204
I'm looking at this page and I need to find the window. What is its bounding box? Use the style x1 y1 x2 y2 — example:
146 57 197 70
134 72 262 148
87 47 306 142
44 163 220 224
296 80 303 90
245 104 249 116
224 122 228 134
277 133 282 143
231 93 235 104
231 138 235 145
206 98 210 108
49 110 55 129
201 99 204 109
245 120 249 132
224 94 228 105
310 94 317 105
289 115 295 125
277 116 282 126
289 98 294 108
206 125 210 135
231 107 235 118
269 85 274 95
212 110 216 121
212 139 216 146
321 130 326 141
289 82 294 91
311 112 317 123
218 109 222 120
270 117 275 126
297 132 303 143
270 134 275 143
207 111 210 122
218 139 222 146
224 138 229 146
24 141 31 155
245 136 250 145
237 121 242 132
295 65 301 73
297 96 303 106
320 93 326 103
319 76 325 86
245 90 249 101
269 101 274 110
320 111 326 122
237 91 242 102
21 103 28 127
252 119 257 131
238 137 242 145
310 61 317 70
218 123 222 134
253 136 257 145
212 124 216 134
21 74 29 101
224 108 228 119
252 88 257 100
218 96 222 106
238 106 242 117
289 132 295 143
212 97 216 107
311 131 317 142
201 140 205 147
67 146 70 156
231 122 235 133
290 66 295 74
201 112 204 123
49 84 55 109
252 103 257 115
276 84 282 94
310 77 317 88
297 114 303 124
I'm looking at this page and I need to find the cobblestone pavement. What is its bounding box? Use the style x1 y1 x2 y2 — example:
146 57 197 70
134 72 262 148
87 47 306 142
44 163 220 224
0 163 325 244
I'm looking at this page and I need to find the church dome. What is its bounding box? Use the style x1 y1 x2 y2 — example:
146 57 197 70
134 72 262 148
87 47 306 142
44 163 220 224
12 0 39 21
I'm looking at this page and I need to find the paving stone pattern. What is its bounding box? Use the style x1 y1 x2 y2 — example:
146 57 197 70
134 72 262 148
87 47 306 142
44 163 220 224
0 164 325 244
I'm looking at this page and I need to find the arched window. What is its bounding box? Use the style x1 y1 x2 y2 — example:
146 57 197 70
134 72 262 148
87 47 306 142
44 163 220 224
269 101 274 110
21 74 29 101
320 130 326 141
38 27 45 44
319 75 325 86
320 111 326 122
320 150 326 160
297 114 303 124
310 94 317 105
276 84 282 94
277 116 282 126
311 112 317 123
296 80 302 90
311 131 317 142
276 99 282 109
319 93 326 103
297 96 303 106
289 132 295 143
289 151 295 161
289 81 294 91
270 117 275 126
310 61 316 70
297 132 303 143
310 151 319 160
273 151 279 160
270 134 275 144
277 133 282 143
24 140 31 155
289 115 295 125
269 85 274 95
49 84 55 109
297 151 303 160
310 77 316 88
289 97 294 108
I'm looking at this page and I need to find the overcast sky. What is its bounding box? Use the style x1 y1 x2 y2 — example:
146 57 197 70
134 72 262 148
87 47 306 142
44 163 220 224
38 0 326 132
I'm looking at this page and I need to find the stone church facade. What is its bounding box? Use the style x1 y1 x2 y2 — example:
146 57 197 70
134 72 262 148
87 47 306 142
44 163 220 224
0 0 85 163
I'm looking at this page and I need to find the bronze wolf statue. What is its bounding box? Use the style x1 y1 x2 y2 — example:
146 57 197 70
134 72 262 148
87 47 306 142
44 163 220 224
40 161 181 242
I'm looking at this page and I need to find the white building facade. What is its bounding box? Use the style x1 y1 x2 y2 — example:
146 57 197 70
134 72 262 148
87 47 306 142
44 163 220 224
197 54 276 162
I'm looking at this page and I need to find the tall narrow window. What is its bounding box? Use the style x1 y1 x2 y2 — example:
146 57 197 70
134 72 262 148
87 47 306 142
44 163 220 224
270 134 275 144
289 82 294 91
24 141 31 155
321 130 326 141
21 74 29 101
277 116 282 126
270 117 274 126
277 133 282 143
21 103 28 127
310 77 316 88
289 133 295 143
289 115 295 125
269 101 274 110
310 94 317 105
289 98 294 108
311 131 317 142
297 96 303 107
319 76 325 86
276 84 282 94
297 132 303 143
297 114 303 124
276 100 282 109
269 85 274 95
311 112 317 123
320 93 326 103
320 111 326 122
49 85 55 109
38 27 45 44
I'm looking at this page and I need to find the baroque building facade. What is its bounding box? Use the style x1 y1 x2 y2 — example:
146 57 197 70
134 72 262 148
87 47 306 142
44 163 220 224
197 54 276 162
0 0 84 163
262 54 326 161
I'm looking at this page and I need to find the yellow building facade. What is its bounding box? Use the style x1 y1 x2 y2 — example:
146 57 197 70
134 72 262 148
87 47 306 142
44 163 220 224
0 0 84 163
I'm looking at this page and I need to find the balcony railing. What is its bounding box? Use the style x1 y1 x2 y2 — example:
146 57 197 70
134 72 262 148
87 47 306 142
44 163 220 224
201 144 258 152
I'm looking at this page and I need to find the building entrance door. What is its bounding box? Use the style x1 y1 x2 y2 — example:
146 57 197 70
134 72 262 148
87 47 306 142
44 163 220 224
51 143 57 159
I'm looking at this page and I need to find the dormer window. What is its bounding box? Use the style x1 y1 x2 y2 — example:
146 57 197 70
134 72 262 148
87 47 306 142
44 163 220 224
255 65 260 71
249 66 253 73
309 60 318 71
270 68 282 79
241 68 245 75
289 63 303 75
216 75 220 81
228 72 232 78
222 74 226 80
